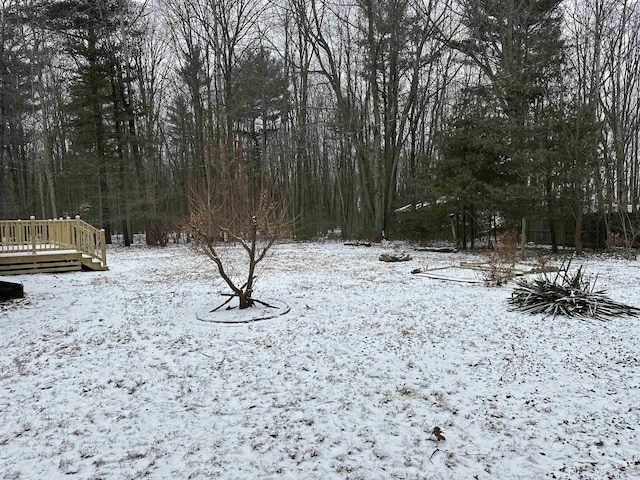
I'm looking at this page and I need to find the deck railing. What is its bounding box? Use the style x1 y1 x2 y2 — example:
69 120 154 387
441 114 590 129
0 216 107 267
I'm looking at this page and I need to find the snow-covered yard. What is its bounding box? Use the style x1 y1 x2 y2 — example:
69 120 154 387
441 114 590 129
1 242 640 479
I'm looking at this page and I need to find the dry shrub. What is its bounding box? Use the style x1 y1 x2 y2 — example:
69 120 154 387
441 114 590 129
483 231 520 286
185 144 290 309
536 256 549 268
605 233 637 259
146 227 169 247
496 230 520 264
606 232 627 250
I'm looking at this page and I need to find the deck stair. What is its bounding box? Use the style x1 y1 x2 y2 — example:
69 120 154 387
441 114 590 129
0 216 108 275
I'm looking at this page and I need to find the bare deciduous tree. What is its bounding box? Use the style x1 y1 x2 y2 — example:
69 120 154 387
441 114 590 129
186 146 289 310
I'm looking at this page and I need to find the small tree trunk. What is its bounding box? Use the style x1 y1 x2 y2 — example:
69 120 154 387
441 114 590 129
574 209 583 254
521 217 527 260
238 291 252 309
462 207 467 250
470 203 475 249
238 217 259 309
548 216 558 253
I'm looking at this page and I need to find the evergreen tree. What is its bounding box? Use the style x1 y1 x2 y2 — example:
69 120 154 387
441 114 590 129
436 89 525 246
35 0 141 243
0 1 34 217
452 0 566 248
228 46 290 197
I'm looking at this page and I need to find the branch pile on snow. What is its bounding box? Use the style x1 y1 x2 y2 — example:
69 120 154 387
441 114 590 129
509 262 640 320
379 253 412 262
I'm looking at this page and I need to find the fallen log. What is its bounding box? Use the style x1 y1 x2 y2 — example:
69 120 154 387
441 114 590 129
414 246 458 253
344 241 372 247
415 272 483 284
379 253 412 262
458 262 561 276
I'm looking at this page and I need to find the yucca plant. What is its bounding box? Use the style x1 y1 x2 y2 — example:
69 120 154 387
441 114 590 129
509 261 640 320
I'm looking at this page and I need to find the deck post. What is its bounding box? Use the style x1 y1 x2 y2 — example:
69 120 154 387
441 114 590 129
30 216 36 254
61 217 67 247
100 229 107 268
61 218 68 246
75 215 81 252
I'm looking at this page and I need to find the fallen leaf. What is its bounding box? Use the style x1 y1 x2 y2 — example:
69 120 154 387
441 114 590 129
432 426 446 441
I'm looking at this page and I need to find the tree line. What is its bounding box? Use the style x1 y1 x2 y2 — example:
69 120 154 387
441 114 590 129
1 0 639 250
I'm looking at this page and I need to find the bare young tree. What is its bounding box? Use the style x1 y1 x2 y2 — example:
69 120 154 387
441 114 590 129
186 145 289 310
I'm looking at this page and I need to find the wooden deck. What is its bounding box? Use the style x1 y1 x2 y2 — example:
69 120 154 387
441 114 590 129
0 216 108 275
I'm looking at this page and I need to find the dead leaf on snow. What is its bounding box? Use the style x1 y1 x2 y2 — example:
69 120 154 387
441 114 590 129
432 426 446 441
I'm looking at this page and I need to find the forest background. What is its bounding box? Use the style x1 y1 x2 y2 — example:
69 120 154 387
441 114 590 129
1 0 639 252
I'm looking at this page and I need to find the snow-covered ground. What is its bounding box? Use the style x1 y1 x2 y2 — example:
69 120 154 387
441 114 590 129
1 241 639 479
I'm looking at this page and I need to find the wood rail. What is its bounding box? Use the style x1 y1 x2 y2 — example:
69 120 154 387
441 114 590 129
0 216 107 268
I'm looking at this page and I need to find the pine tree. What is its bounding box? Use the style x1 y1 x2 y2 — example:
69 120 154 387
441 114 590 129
452 0 566 248
36 0 141 243
0 1 35 217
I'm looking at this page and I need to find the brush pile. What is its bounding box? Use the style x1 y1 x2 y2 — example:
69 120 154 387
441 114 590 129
509 262 640 320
